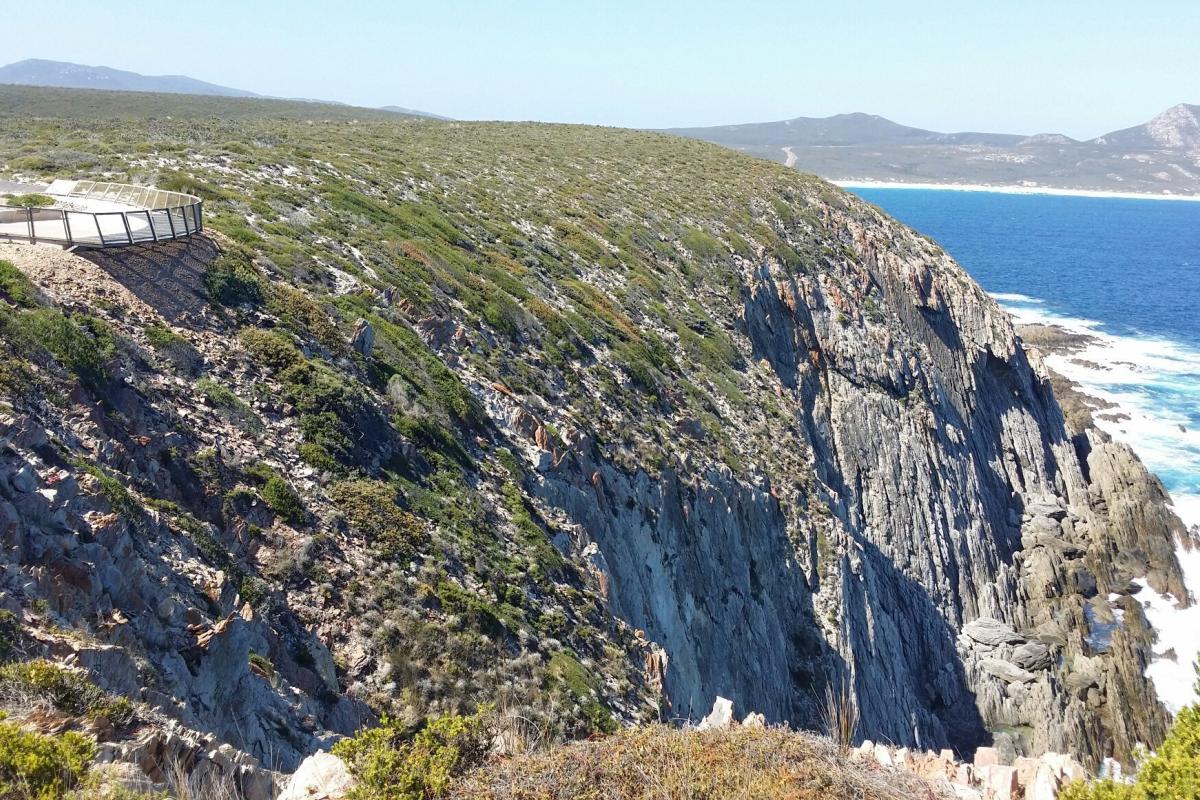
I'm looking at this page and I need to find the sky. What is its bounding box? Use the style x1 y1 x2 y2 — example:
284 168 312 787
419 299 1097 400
4 0 1197 138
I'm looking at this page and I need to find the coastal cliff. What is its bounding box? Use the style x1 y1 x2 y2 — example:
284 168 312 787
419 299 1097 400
0 87 1190 793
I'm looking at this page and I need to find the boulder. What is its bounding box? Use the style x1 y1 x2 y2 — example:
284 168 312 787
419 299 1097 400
1024 499 1067 520
1011 641 1052 671
973 746 1000 768
1013 756 1040 787
350 318 375 357
962 618 1026 648
978 764 1019 800
981 658 1036 684
696 696 734 731
741 711 765 728
1027 764 1061 800
278 751 356 800
10 463 37 493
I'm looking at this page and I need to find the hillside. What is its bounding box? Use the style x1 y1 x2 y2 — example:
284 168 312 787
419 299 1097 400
667 106 1200 195
1094 103 1200 152
0 85 1190 795
0 59 448 119
0 59 259 98
666 112 1024 148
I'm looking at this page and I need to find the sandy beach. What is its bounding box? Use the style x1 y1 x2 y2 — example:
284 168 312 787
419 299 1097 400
833 179 1200 202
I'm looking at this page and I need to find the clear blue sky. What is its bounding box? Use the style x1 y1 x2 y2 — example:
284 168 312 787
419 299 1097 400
5 0 1197 138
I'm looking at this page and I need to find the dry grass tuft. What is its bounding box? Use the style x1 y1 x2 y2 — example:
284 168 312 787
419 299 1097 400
821 676 860 749
449 724 951 800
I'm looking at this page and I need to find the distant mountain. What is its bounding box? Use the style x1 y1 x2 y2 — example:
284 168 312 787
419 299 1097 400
0 59 258 98
379 105 452 121
666 112 1022 148
666 105 1200 196
1094 103 1200 151
0 59 450 120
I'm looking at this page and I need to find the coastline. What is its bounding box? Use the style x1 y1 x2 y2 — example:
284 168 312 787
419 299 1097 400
834 180 1200 203
1002 296 1200 712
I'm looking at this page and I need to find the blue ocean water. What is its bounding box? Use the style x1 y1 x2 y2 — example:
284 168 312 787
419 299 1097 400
850 187 1200 708
852 189 1200 347
850 187 1200 518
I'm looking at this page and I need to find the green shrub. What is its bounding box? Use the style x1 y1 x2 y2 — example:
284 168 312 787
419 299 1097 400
242 463 305 523
1059 780 1135 800
0 715 95 800
298 442 340 473
0 260 39 308
143 323 198 372
0 660 134 727
0 309 115 387
1135 705 1200 796
261 476 305 524
195 377 239 408
3 193 55 208
332 708 492 800
248 652 274 679
0 610 18 662
156 172 226 202
143 324 185 350
330 480 426 559
283 361 390 469
239 576 269 609
239 327 302 372
204 248 263 308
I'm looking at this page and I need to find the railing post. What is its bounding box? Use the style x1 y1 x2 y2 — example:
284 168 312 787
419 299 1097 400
146 211 158 243
94 214 104 246
62 210 72 246
120 213 134 244
166 208 177 238
26 208 34 242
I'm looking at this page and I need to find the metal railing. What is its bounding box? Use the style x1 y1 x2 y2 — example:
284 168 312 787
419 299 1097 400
0 180 203 248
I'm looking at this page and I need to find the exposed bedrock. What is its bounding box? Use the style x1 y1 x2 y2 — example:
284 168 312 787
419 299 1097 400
518 207 1187 767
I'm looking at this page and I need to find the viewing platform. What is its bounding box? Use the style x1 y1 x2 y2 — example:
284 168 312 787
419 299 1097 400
0 179 203 248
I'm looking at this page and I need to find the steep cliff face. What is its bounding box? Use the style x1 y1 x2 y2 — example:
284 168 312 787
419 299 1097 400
490 198 1189 765
0 87 1188 785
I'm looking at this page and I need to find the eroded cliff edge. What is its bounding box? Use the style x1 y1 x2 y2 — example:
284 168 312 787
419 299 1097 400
500 197 1190 766
0 102 1189 780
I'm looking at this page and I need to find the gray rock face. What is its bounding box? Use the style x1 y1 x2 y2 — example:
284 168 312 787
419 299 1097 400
495 199 1187 766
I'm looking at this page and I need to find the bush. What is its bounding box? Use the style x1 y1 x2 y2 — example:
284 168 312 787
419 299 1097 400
0 716 95 800
243 463 305 523
330 480 426 559
0 309 115 387
332 708 492 800
261 476 305 524
195 377 239 408
204 248 263 308
143 323 199 374
1059 781 1135 800
0 260 39 308
0 660 135 727
239 327 302 372
0 611 18 662
3 193 55 208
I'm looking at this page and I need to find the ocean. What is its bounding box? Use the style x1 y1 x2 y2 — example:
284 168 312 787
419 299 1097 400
852 187 1200 711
